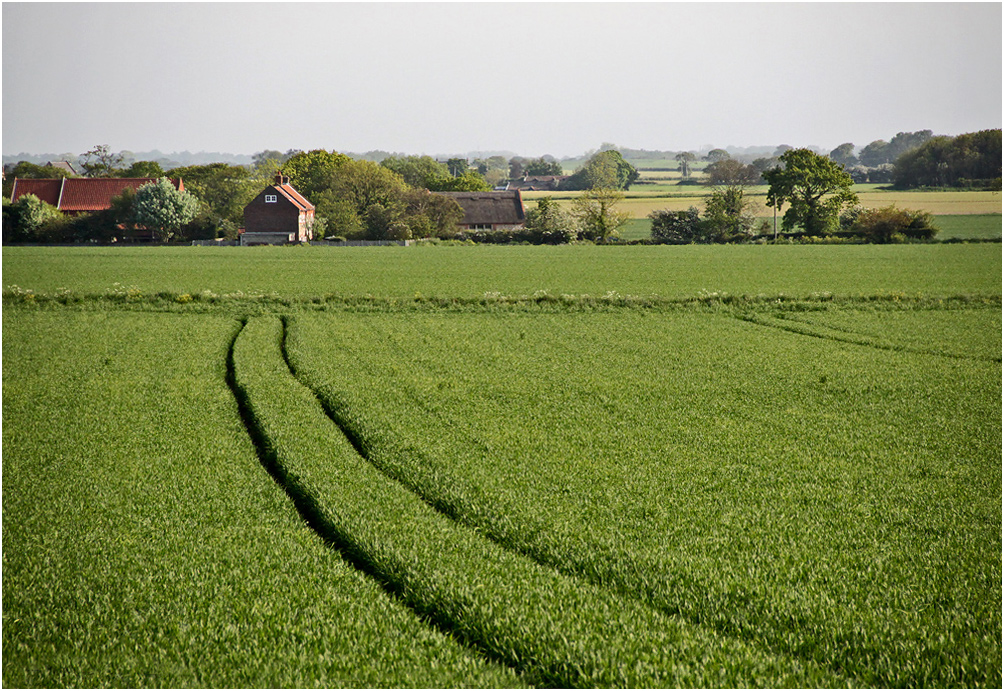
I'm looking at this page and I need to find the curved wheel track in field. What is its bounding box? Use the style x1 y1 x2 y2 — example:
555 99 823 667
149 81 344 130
225 315 849 689
275 316 880 687
733 311 1002 363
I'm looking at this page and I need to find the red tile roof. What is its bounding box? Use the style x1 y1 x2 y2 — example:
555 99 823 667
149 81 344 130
9 179 63 206
273 183 314 211
10 178 184 213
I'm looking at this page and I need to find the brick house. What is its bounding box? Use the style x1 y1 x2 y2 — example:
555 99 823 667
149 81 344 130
241 172 315 245
436 190 525 231
10 177 184 215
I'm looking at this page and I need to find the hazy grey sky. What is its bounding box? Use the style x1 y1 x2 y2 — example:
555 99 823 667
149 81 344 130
3 2 1001 157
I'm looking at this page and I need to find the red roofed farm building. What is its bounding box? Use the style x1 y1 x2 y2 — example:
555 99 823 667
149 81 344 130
241 172 315 245
10 177 184 215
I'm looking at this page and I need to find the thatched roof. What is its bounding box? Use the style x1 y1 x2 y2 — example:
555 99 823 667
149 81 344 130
437 190 525 225
507 175 569 191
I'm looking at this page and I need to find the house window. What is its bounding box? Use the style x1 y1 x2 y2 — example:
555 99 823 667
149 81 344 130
265 194 277 203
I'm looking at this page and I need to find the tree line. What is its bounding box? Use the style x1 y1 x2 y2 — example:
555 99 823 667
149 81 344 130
2 145 641 244
3 130 997 244
649 147 941 245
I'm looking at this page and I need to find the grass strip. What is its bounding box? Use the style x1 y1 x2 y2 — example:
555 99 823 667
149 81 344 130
231 314 850 688
4 284 1000 315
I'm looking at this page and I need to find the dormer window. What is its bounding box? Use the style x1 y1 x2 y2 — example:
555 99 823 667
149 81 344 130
265 194 277 203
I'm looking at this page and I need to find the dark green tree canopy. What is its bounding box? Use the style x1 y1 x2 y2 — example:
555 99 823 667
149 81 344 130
167 163 258 225
524 157 564 177
284 149 352 199
425 170 491 192
828 143 858 168
892 129 1001 188
704 159 761 187
649 207 702 244
118 160 166 178
380 155 449 189
763 148 858 235
562 150 639 191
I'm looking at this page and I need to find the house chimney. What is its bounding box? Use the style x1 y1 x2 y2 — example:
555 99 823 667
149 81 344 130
275 171 289 186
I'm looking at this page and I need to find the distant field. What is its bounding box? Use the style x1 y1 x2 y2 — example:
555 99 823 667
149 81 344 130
524 188 1002 225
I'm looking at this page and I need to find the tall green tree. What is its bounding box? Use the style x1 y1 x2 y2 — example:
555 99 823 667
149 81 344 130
564 150 639 191
571 188 629 241
132 178 200 242
675 151 696 178
763 148 858 235
283 149 351 199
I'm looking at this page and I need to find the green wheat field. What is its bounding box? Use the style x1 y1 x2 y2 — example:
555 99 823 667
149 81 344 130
3 243 1000 688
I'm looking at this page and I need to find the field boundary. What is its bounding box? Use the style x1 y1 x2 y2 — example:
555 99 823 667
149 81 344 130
4 285 1000 315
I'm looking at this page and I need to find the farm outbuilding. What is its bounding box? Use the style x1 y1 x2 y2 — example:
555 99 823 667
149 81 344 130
506 175 569 191
436 190 525 231
241 172 315 245
9 177 184 215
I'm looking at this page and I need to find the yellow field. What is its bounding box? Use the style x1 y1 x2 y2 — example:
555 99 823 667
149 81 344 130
523 189 1002 219
854 190 1002 215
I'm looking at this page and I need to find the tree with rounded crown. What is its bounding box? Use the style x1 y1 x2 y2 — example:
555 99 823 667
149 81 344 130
132 177 200 242
674 151 696 178
763 148 858 235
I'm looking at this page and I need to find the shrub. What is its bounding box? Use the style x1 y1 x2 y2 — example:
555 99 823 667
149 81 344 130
850 206 939 243
524 197 575 244
649 207 704 244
